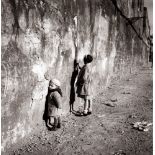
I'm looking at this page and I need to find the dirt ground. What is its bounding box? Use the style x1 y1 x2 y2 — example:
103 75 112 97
4 67 153 155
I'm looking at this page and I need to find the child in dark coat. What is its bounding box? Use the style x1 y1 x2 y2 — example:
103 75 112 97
76 54 93 116
47 79 63 130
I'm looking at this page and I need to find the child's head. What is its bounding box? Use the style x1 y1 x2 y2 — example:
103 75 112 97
49 79 61 90
84 54 93 64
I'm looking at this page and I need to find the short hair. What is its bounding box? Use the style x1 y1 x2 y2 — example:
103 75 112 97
84 54 93 64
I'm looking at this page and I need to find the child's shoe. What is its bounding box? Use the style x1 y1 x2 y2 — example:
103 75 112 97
51 126 58 131
87 111 92 115
83 110 88 116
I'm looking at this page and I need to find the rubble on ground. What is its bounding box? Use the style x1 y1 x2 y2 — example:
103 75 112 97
132 121 152 132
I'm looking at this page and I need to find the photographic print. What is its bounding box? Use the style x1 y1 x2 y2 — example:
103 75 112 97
1 0 153 154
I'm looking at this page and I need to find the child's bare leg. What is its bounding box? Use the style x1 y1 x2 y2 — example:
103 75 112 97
88 99 92 114
54 117 58 127
83 98 89 115
49 116 54 126
49 117 58 131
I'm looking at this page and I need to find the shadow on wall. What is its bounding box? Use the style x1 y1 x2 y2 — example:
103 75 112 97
69 59 79 112
69 59 87 117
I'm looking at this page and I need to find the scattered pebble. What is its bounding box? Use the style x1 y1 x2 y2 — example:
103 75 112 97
105 103 115 107
48 141 52 144
107 87 112 89
110 98 118 102
97 114 106 118
122 92 131 94
128 114 137 118
38 136 41 139
100 123 104 127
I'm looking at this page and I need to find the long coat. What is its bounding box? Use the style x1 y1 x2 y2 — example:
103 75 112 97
76 64 92 98
47 91 62 117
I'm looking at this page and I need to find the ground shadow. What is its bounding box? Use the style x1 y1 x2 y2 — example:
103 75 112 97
69 59 79 113
71 110 85 117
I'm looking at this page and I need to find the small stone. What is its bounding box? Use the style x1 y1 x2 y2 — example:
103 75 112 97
121 130 124 134
108 87 112 89
38 136 41 139
122 92 131 94
27 148 31 152
110 98 118 102
105 103 115 107
129 114 137 118
48 141 51 144
147 123 153 126
100 123 104 127
97 114 106 118
143 128 149 132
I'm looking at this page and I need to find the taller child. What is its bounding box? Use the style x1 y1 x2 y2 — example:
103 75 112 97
76 54 93 116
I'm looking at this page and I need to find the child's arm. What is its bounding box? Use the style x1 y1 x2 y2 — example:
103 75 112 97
75 63 82 72
83 66 90 83
77 63 82 70
53 92 62 109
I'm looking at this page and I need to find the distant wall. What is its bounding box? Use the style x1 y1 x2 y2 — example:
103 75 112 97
1 0 149 151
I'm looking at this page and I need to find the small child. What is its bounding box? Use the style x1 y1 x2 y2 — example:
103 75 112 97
47 79 63 130
76 54 93 116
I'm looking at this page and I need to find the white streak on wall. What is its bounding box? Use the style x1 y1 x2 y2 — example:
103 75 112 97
73 16 77 27
18 13 27 30
43 18 52 34
106 43 117 85
98 58 108 75
94 9 109 59
32 58 47 81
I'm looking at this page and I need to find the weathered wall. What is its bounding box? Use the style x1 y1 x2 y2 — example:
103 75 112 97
1 0 150 151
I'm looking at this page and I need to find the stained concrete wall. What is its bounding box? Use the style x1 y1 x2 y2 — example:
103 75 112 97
1 0 150 151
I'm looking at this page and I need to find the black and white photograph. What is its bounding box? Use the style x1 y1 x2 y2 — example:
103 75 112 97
1 0 153 154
